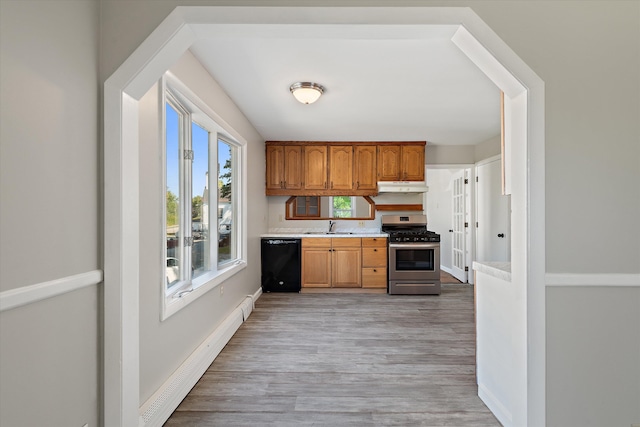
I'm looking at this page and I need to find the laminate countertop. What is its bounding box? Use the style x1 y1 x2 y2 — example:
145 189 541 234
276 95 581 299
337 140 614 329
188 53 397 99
261 229 387 239
472 261 512 282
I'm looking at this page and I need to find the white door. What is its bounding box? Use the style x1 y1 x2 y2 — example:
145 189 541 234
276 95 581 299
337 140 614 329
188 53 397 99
451 170 467 282
476 158 510 262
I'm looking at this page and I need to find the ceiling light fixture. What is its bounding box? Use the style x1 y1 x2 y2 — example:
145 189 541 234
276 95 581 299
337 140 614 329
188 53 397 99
290 82 325 104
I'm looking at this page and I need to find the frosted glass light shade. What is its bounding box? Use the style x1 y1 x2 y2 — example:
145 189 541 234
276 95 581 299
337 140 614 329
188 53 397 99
290 82 324 104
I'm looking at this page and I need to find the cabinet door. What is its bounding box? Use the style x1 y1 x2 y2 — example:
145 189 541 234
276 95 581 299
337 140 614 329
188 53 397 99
302 246 331 288
283 145 303 189
377 145 401 181
401 145 425 181
354 146 377 190
265 145 284 191
332 247 362 288
329 145 353 190
304 145 328 190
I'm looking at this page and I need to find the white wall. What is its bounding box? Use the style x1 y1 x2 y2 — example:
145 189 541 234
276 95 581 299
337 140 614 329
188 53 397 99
426 144 476 165
0 1 100 426
474 135 501 162
137 50 266 403
475 270 516 426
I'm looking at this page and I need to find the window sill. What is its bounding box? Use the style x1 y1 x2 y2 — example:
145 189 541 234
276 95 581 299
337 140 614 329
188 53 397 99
162 259 247 320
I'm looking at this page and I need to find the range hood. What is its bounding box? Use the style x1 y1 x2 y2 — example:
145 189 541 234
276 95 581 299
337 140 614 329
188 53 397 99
377 181 429 193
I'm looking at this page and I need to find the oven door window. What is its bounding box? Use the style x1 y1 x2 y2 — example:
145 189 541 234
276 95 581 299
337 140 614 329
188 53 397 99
395 248 435 271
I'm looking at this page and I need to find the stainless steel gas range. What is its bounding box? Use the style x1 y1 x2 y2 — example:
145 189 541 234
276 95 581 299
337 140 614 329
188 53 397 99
382 214 441 295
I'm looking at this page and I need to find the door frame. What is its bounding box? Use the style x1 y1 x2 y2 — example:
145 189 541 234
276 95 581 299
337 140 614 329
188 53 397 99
103 7 545 426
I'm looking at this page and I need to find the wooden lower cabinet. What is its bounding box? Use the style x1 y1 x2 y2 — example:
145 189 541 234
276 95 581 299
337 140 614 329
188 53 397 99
302 237 387 289
301 238 332 288
361 237 388 289
302 237 361 288
331 239 361 288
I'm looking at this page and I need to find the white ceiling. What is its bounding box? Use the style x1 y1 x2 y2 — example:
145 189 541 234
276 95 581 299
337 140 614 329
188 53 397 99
190 24 500 145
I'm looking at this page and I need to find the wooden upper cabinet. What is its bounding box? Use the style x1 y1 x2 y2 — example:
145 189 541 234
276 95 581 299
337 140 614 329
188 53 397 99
354 145 377 190
266 141 424 195
329 145 353 191
283 145 303 190
377 145 402 181
401 145 425 181
266 145 303 193
377 144 425 181
304 145 328 190
265 145 285 191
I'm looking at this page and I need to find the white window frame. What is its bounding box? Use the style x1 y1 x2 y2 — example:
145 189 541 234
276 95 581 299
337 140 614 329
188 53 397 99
328 196 356 218
161 73 247 320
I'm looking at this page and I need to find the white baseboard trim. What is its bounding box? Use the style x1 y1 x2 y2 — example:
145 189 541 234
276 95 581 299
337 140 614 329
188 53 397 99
440 265 453 275
546 273 640 287
139 286 262 427
0 270 103 312
478 383 513 427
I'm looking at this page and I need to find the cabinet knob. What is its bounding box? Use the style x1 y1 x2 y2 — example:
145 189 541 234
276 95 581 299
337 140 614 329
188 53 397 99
373 249 377 252
498 233 505 238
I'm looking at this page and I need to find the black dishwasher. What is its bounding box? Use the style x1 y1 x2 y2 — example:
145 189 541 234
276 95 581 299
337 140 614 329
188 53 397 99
261 238 301 292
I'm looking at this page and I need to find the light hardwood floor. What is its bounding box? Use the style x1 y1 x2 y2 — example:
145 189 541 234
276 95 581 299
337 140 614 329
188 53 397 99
165 284 499 426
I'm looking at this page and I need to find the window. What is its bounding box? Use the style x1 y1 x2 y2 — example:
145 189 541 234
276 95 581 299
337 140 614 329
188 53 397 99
163 76 245 317
329 196 355 218
293 196 320 217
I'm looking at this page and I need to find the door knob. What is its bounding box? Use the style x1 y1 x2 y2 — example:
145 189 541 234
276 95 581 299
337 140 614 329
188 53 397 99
497 233 505 238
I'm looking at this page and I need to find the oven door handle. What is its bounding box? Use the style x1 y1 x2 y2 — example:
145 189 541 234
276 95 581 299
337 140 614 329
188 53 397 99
389 243 439 249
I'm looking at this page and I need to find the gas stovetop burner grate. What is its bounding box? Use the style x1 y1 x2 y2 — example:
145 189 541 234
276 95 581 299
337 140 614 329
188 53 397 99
381 214 441 242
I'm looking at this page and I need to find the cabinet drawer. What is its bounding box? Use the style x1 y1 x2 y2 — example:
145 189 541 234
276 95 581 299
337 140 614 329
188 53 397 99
362 237 387 247
362 267 387 288
331 237 361 248
362 247 387 267
302 237 331 248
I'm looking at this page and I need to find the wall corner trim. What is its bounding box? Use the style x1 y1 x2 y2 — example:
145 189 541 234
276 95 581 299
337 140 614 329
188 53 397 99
546 273 640 287
0 270 103 312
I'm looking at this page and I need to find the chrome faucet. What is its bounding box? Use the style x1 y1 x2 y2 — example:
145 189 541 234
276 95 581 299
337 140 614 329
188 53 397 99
329 220 336 233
